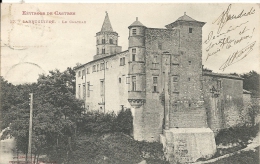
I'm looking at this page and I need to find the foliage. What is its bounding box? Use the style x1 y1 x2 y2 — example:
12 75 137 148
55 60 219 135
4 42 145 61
203 67 213 72
77 108 133 136
241 71 260 97
248 104 260 125
65 133 167 164
114 108 133 135
215 123 259 146
1 67 84 162
210 146 259 164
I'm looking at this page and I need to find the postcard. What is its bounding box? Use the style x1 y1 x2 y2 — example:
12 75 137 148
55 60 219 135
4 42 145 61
1 3 259 164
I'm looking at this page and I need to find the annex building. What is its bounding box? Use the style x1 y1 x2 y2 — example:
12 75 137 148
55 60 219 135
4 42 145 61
75 12 252 163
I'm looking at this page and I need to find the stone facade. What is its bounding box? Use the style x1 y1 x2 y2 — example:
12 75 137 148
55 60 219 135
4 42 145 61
74 12 252 163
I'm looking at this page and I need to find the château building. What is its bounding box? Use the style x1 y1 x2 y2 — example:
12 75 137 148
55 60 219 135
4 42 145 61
75 12 251 163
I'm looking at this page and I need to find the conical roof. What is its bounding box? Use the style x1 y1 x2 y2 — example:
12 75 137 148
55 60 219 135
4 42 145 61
128 17 146 28
101 11 113 32
175 12 198 22
165 12 205 28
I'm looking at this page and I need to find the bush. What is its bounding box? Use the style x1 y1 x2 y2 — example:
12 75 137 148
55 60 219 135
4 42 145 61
114 108 133 135
215 123 259 146
77 108 133 136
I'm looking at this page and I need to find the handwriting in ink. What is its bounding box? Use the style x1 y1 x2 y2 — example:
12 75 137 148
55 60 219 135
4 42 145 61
212 4 255 34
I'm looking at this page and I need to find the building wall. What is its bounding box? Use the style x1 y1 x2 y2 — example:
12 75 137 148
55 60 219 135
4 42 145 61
143 28 179 141
75 50 130 113
168 22 207 129
202 74 246 133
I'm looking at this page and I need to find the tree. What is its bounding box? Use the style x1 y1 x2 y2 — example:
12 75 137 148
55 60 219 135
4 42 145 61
2 67 84 163
241 71 260 97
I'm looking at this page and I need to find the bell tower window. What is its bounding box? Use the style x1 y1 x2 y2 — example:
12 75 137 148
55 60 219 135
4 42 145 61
109 39 113 44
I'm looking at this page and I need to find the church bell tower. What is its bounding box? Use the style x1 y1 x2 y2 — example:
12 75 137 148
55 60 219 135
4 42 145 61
94 12 122 60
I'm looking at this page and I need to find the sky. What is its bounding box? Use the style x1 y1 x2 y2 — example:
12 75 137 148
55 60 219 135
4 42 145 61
1 3 259 84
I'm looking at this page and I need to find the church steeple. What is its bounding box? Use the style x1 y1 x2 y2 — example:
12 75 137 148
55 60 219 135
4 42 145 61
94 12 122 60
101 11 113 32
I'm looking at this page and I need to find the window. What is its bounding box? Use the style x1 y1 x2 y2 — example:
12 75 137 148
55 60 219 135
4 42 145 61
78 85 81 98
102 38 105 44
120 57 125 66
100 63 104 70
115 40 117 45
82 69 86 76
87 82 90 97
87 68 89 74
153 77 158 92
93 65 96 72
97 39 99 45
97 64 99 71
188 77 191 81
132 54 136 61
153 77 158 84
152 56 159 69
189 61 191 65
153 86 157 92
132 76 136 91
132 29 136 35
189 28 193 33
100 80 104 96
109 39 113 44
173 76 179 82
132 48 136 61
83 84 86 99
102 48 105 54
97 48 99 54
119 78 121 83
78 71 81 77
106 62 108 69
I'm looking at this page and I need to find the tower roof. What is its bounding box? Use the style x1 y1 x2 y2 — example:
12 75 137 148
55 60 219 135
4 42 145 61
101 11 113 32
165 12 205 28
175 12 198 22
128 17 146 28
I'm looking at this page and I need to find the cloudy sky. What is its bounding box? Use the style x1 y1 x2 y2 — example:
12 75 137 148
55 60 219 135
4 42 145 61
1 3 259 84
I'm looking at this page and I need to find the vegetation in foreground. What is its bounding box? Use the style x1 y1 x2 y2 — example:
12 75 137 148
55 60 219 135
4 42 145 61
209 146 259 164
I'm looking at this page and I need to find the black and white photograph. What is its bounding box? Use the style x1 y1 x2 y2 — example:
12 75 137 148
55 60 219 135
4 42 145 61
1 2 259 164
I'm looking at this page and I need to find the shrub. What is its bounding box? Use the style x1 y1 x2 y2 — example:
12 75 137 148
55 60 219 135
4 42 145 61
215 123 259 146
77 108 133 136
114 108 133 135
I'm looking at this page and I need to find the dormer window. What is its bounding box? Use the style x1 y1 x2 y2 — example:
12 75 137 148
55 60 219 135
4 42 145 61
189 28 193 33
132 29 137 35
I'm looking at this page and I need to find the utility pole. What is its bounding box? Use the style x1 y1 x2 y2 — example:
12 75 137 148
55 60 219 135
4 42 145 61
28 93 33 163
